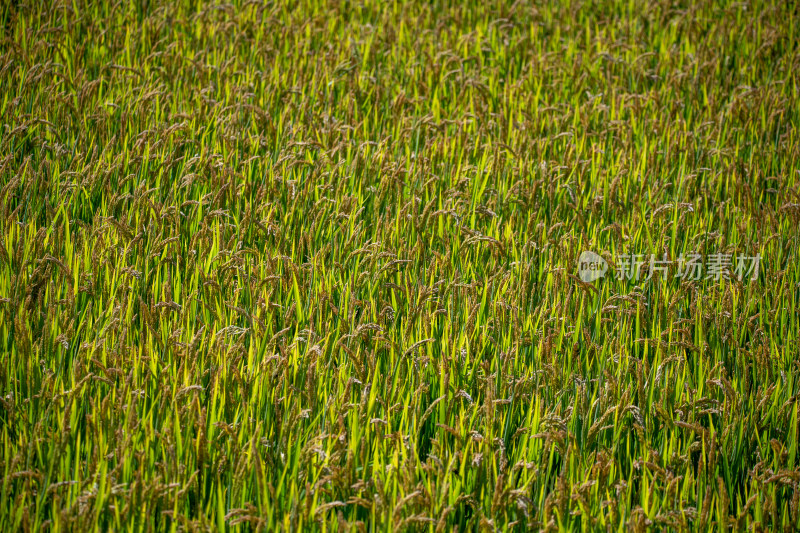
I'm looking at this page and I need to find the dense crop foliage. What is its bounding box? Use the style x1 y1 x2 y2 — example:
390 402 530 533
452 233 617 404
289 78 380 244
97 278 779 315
1 0 799 530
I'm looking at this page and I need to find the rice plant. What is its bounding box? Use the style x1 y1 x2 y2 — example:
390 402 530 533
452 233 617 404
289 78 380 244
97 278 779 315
1 0 799 531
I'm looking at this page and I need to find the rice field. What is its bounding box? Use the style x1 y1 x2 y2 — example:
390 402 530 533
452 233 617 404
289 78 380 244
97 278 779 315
1 0 799 531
